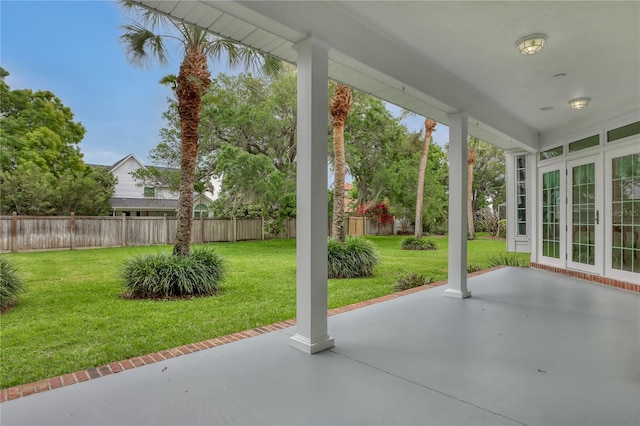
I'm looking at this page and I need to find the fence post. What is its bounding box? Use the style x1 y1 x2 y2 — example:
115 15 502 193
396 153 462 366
163 214 168 245
121 213 126 247
261 216 265 240
70 212 76 250
232 215 237 242
200 213 204 244
11 212 17 253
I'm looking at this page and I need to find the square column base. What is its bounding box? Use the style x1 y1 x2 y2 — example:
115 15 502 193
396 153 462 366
443 289 472 299
290 334 334 354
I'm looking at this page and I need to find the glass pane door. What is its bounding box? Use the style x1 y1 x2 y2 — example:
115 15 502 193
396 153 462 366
541 168 562 260
568 157 601 273
611 153 640 273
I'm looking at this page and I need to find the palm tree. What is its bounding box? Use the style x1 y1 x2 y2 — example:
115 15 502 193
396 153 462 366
414 118 437 238
119 1 280 256
330 83 353 242
467 136 480 240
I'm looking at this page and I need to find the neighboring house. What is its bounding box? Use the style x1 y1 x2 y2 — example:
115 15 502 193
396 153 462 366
97 154 214 217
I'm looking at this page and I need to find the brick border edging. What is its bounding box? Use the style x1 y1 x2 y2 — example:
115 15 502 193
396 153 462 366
0 266 503 403
530 262 640 293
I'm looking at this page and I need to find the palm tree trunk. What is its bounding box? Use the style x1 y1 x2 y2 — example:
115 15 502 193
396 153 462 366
414 119 437 238
467 147 476 240
330 84 352 242
173 48 211 257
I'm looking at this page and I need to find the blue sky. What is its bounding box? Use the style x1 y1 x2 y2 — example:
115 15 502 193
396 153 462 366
1 0 447 166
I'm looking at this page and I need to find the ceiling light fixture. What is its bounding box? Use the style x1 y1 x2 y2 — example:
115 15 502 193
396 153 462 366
569 97 591 110
516 33 547 55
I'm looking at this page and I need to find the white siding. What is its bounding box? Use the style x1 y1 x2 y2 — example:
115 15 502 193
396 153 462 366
112 157 146 198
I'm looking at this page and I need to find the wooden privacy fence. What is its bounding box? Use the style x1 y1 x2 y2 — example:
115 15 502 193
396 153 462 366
0 214 297 253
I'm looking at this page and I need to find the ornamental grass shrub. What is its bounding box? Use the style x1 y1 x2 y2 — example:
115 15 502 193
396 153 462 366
0 256 25 311
394 272 434 292
122 248 225 299
486 252 529 268
328 236 380 279
401 237 439 251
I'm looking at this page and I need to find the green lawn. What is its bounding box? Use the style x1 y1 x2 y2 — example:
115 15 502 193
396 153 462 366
1 235 523 388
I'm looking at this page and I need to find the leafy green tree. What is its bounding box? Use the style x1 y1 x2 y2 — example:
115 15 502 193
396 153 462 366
0 163 56 215
0 67 116 216
340 91 407 210
119 1 281 257
386 134 449 234
0 67 86 176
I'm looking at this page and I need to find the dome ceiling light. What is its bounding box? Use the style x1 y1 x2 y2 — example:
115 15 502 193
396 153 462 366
516 33 548 55
569 97 591 110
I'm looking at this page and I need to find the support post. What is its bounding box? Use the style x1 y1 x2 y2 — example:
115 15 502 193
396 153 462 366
444 112 471 299
290 36 334 354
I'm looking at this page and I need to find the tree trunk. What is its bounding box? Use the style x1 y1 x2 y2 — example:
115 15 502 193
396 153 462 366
173 48 211 257
467 147 476 240
330 84 352 242
414 118 437 238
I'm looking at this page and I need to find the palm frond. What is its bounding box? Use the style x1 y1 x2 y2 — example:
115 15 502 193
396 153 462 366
120 22 168 68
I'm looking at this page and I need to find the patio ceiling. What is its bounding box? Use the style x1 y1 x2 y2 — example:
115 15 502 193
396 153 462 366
131 1 640 151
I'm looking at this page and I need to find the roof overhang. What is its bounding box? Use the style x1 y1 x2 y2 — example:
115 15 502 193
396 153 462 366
130 1 640 153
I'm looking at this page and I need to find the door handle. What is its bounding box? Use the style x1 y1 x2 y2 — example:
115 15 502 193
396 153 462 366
595 209 599 225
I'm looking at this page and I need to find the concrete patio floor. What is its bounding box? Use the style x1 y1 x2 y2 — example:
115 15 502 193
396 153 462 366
2 267 638 426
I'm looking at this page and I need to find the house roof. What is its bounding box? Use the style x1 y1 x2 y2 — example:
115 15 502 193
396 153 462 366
109 198 178 210
131 1 639 152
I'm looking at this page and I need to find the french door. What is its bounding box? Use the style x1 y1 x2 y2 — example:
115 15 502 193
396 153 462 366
539 156 603 274
567 156 602 274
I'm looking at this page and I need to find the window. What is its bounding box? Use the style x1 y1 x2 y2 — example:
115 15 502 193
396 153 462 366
143 187 155 198
608 121 640 143
540 146 563 161
569 134 599 152
611 153 640 273
516 155 527 235
194 204 208 218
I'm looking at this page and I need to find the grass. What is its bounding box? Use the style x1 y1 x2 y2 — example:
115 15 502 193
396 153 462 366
0 235 517 388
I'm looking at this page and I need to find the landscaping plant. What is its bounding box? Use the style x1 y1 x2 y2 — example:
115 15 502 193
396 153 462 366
0 256 24 312
394 272 434 292
328 236 380 278
122 247 225 298
486 252 529 268
401 236 438 251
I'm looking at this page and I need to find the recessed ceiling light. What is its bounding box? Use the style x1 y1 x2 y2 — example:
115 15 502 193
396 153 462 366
553 73 567 78
516 33 548 55
540 106 554 111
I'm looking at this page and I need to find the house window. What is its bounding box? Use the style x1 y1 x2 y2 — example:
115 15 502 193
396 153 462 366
516 155 527 236
540 145 563 161
194 204 208 218
611 153 640 273
143 187 155 198
608 121 640 143
569 134 599 152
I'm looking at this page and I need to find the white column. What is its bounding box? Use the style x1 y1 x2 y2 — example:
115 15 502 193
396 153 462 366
444 112 471 299
290 37 334 353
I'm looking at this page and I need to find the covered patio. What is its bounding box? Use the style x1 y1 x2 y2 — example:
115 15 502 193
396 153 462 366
2 267 638 425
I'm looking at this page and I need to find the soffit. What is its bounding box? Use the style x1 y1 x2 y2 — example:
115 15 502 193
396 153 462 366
131 1 640 151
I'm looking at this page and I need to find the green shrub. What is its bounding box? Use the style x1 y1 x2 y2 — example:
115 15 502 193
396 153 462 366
0 256 25 311
467 263 481 273
401 237 439 251
394 272 434 292
122 248 225 299
486 252 529 268
328 236 380 279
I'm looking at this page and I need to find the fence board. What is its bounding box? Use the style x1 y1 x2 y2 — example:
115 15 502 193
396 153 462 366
0 215 296 252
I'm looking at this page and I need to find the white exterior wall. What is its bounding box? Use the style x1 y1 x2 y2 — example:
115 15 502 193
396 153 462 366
112 157 147 198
